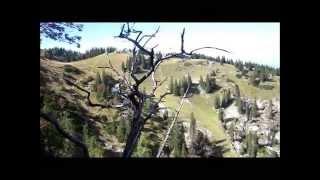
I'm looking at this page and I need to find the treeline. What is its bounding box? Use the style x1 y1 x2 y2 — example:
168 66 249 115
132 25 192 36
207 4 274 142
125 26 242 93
121 52 163 73
168 71 219 97
199 71 218 93
93 70 118 102
41 47 117 62
189 53 280 76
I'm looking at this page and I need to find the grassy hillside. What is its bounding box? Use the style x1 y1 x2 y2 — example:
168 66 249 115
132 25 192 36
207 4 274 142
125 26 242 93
41 53 280 157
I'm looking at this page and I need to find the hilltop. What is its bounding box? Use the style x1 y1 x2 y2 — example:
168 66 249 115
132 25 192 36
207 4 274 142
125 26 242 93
40 52 280 157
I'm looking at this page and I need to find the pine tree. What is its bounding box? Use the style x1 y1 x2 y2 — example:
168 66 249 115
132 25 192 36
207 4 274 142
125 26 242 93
220 93 225 108
117 118 129 143
221 89 229 108
199 75 204 89
121 61 126 72
126 57 132 72
169 76 174 94
218 108 224 122
250 99 258 118
182 76 188 92
226 89 231 105
174 79 180 96
246 103 251 121
187 73 192 87
101 70 106 86
179 79 182 93
205 74 212 93
181 143 187 157
236 97 243 114
95 72 102 92
189 112 197 145
268 99 273 119
234 84 240 98
249 70 260 87
214 95 220 109
180 86 185 97
246 131 258 157
169 123 187 157
163 109 169 121
100 70 111 99
96 83 106 102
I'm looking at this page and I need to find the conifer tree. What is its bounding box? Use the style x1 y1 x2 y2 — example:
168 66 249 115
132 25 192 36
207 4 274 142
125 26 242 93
199 75 205 89
181 143 187 157
246 103 251 121
214 95 220 109
180 85 185 97
268 99 273 119
249 70 260 87
205 74 211 93
236 97 244 114
169 76 174 94
189 112 197 145
169 123 187 157
218 108 224 122
121 61 126 72
250 99 258 118
246 131 258 157
117 118 130 143
174 79 179 96
94 72 101 92
234 84 240 98
187 73 192 87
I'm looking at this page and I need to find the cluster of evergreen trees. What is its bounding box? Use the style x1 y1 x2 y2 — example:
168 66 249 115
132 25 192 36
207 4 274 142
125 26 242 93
103 111 132 145
199 73 217 93
214 88 232 110
94 70 117 102
189 52 280 77
240 131 259 157
169 74 192 96
42 47 117 62
121 53 154 73
234 60 279 87
235 97 258 121
168 122 188 157
116 115 131 143
188 112 226 157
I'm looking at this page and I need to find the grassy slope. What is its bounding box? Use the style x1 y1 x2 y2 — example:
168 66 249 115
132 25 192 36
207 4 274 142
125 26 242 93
44 53 280 157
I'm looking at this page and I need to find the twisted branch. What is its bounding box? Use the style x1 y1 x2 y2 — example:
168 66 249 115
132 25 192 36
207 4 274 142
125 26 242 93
40 112 89 157
156 83 191 157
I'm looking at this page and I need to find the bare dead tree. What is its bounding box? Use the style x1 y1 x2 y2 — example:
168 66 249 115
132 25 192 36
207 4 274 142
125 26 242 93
112 23 231 158
56 23 230 158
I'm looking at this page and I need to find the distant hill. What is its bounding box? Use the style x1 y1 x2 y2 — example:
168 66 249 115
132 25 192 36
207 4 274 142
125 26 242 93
40 52 279 157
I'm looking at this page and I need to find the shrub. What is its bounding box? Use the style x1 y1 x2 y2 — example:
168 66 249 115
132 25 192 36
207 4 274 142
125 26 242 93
63 65 81 74
226 78 235 83
184 62 192 67
259 84 274 90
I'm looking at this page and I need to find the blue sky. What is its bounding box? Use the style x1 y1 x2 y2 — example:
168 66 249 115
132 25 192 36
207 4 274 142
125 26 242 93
40 22 280 68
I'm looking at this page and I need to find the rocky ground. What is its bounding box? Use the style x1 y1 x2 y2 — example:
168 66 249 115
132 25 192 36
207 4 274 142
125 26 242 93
222 97 280 157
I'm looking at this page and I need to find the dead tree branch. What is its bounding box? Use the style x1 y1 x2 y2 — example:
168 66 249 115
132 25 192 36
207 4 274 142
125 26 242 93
63 78 124 109
112 23 231 158
97 57 132 90
156 83 190 157
40 112 89 157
